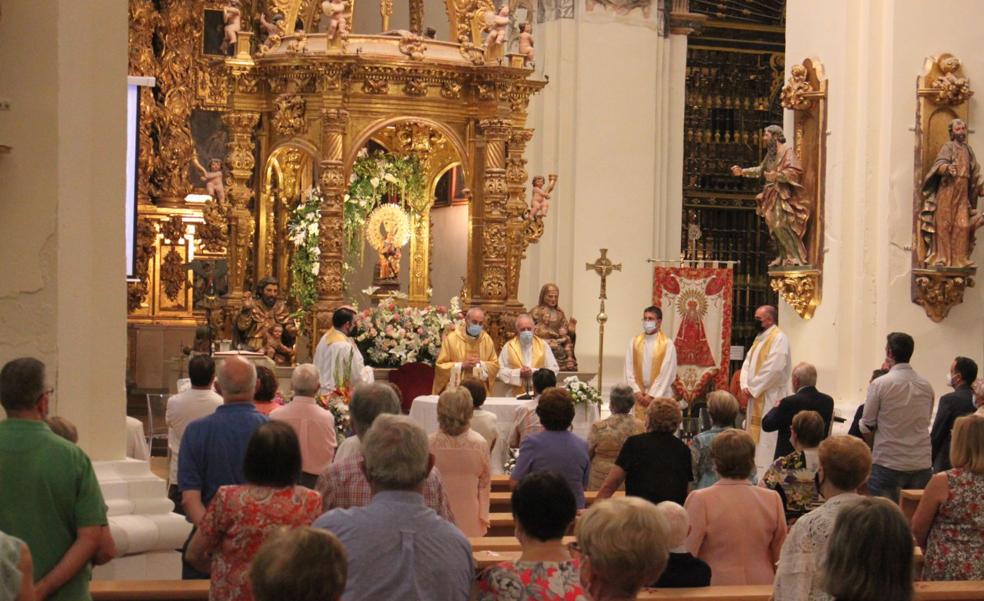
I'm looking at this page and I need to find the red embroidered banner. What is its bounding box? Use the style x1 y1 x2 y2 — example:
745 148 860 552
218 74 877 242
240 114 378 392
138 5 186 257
652 267 734 404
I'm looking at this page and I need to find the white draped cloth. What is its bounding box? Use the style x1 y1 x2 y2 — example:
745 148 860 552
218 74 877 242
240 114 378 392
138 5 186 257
739 325 793 476
313 335 366 395
623 333 678 398
496 340 560 389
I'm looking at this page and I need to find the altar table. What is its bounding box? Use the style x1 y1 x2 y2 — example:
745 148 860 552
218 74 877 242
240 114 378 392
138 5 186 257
409 395 599 475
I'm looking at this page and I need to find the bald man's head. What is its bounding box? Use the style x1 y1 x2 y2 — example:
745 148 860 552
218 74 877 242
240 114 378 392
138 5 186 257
216 356 257 402
755 305 777 330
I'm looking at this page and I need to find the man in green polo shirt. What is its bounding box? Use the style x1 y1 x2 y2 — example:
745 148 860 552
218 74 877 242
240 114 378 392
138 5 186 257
0 357 110 601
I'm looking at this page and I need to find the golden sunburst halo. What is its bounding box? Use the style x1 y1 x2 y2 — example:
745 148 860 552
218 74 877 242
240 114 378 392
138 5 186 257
365 204 411 252
675 287 708 319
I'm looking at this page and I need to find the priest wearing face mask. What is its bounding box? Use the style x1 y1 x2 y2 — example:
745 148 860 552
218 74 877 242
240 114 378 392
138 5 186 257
433 307 499 394
624 306 678 421
497 314 560 396
740 305 793 478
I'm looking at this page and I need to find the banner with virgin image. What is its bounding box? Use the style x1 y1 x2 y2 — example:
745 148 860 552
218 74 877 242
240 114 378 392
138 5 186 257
652 266 733 404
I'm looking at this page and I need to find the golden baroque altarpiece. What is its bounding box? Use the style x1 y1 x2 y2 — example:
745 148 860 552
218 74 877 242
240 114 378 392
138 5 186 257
127 0 547 354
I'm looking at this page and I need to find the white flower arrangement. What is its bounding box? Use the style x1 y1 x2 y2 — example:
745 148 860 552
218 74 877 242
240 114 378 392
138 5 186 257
563 376 602 406
287 189 322 332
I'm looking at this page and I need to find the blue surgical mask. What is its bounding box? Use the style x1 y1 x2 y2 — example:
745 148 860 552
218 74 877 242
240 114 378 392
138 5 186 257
519 331 534 345
467 323 482 337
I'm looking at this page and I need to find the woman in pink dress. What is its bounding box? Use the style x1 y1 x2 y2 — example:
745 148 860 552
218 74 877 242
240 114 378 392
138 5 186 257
186 421 323 601
685 429 787 585
428 388 491 536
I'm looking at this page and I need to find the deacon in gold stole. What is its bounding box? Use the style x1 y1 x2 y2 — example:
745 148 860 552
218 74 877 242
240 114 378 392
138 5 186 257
624 306 678 421
497 314 560 396
313 307 365 395
739 305 793 477
433 307 499 394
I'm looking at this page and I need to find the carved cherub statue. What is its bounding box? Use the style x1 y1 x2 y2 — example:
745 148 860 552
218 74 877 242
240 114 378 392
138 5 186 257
258 12 286 54
220 0 242 54
322 0 349 42
530 174 557 218
193 157 226 204
485 5 510 50
933 56 974 105
518 22 534 66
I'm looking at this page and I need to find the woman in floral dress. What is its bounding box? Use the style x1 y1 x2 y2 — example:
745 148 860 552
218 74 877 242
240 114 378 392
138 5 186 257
913 414 984 581
476 472 587 601
588 385 644 490
186 421 323 601
759 410 826 521
690 391 740 489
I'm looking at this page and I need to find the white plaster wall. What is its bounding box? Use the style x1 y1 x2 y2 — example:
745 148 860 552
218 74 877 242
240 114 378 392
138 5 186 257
0 1 127 458
521 15 686 391
784 0 984 410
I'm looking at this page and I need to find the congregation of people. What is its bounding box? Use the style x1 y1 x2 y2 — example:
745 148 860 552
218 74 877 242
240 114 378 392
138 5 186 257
0 303 983 601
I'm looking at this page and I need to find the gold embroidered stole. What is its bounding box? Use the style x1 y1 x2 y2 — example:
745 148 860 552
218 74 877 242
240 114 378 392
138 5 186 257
506 337 546 395
322 328 349 346
747 327 781 444
632 332 669 421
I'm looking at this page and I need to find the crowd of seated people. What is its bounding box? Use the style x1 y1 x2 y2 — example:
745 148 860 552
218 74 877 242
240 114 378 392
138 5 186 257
2 331 984 601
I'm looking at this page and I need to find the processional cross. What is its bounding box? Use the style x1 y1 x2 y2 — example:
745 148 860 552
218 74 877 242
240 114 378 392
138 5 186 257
585 249 621 394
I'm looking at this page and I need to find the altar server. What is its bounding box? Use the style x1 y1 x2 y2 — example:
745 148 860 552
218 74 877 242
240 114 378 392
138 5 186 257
624 305 678 420
313 308 365 396
739 305 793 477
433 307 499 394
498 313 560 396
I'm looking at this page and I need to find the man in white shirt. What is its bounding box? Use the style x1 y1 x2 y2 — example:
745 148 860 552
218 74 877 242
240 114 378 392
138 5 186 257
497 313 559 396
624 305 678 420
740 305 793 477
313 308 365 396
165 355 222 509
270 364 336 488
860 332 934 502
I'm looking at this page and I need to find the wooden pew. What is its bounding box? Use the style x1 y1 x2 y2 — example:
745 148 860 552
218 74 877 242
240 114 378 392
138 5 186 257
901 488 924 522
89 579 984 601
470 535 576 553
91 580 209 601
489 489 621 512
491 474 511 492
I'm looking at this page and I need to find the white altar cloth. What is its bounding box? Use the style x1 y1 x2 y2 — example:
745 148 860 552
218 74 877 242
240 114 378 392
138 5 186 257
409 395 599 475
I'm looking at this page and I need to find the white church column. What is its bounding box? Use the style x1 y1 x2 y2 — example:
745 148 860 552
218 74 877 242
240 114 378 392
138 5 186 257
0 2 190 579
520 1 692 392
783 0 984 412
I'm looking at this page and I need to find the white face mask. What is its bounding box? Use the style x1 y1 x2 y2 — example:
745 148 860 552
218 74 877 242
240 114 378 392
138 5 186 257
643 320 657 334
945 372 955 388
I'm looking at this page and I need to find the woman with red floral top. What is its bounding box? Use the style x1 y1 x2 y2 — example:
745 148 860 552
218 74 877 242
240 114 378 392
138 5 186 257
186 421 322 601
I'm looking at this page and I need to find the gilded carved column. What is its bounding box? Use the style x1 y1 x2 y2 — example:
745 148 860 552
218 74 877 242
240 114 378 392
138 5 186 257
505 127 533 306
153 0 198 206
475 119 510 306
316 108 349 331
223 111 260 301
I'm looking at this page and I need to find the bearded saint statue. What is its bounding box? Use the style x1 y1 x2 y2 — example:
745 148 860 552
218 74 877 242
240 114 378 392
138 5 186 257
919 118 984 268
731 125 811 267
235 277 298 353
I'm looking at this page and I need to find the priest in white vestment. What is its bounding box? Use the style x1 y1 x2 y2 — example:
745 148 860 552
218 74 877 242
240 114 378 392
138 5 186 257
313 307 365 395
740 305 793 476
498 314 560 396
433 307 499 393
624 305 678 420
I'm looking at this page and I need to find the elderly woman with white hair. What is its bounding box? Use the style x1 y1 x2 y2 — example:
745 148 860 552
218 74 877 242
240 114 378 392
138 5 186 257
587 385 644 490
575 497 671 600
429 388 491 536
652 501 711 588
270 363 337 488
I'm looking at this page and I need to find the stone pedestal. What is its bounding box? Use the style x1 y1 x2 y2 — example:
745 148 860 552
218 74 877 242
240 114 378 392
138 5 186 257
92 460 191 581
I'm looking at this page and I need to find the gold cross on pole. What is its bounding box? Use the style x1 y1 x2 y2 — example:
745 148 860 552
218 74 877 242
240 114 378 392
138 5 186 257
585 248 622 300
585 249 621 396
